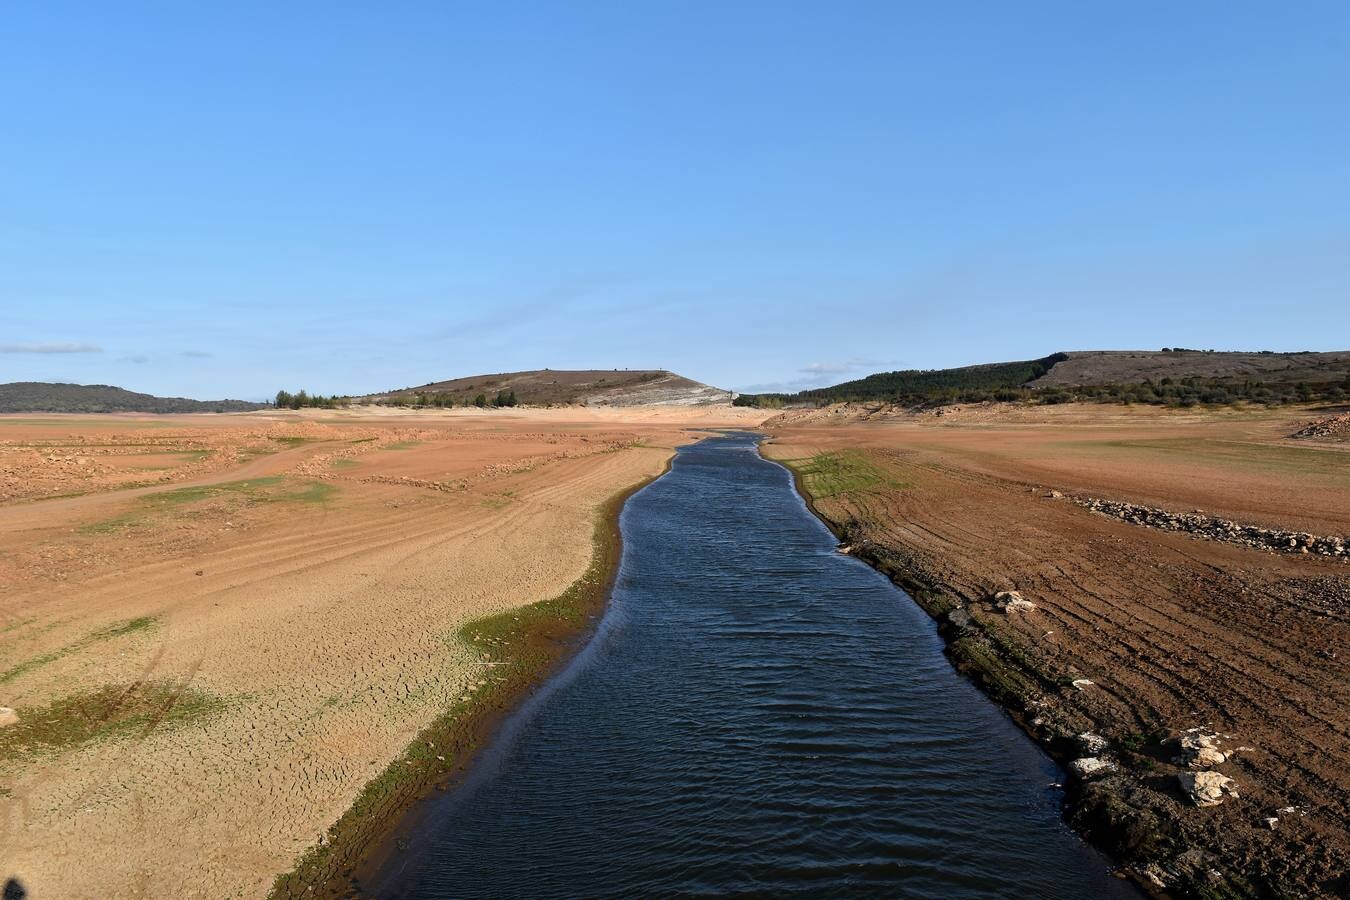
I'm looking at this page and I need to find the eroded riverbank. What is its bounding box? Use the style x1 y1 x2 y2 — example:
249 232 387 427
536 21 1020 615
762 407 1350 897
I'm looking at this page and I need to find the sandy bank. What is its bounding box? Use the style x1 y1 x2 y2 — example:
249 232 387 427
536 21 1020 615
0 407 767 897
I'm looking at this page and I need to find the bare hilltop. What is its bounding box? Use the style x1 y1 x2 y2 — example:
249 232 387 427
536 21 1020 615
363 369 732 407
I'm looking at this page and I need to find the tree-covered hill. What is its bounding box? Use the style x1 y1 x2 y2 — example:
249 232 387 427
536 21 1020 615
737 354 1068 407
736 349 1350 409
0 382 265 413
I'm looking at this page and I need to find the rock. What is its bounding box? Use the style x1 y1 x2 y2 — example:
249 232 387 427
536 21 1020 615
1291 413 1350 440
0 707 17 727
993 590 1036 612
1140 863 1169 889
945 608 972 629
1261 817 1279 830
1077 732 1110 755
836 544 852 555
1191 746 1229 768
1178 770 1238 807
1068 757 1117 779
1047 490 1064 499
1173 727 1229 768
1070 494 1350 558
1071 678 1094 691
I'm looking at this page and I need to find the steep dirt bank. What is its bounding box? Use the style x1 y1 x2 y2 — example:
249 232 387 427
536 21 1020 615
763 405 1349 898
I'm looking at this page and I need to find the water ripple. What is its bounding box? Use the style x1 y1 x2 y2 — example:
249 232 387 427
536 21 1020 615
383 433 1136 899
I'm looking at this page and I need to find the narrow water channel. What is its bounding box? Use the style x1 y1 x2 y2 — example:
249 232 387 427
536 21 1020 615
376 432 1136 898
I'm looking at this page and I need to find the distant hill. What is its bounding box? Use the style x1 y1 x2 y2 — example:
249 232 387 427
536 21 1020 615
364 369 731 407
1029 349 1350 387
736 349 1350 409
0 382 266 414
788 354 1068 405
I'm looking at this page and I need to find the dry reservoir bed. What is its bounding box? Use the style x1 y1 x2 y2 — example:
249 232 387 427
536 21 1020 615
763 401 1350 897
0 406 764 898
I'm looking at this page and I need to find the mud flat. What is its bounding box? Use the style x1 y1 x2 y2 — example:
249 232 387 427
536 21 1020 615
763 402 1349 898
0 406 764 898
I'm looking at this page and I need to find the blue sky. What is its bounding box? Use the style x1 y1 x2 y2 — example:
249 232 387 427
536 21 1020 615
3 2 1347 399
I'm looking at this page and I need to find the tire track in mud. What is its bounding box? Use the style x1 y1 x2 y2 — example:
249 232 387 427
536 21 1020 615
764 432 1350 897
0 424 689 898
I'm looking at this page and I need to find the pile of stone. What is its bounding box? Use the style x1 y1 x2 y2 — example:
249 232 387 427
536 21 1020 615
1177 770 1239 807
359 474 468 493
1170 728 1242 807
1172 727 1231 768
1072 496 1347 559
39 452 115 477
992 590 1037 612
1067 732 1117 782
1290 413 1350 440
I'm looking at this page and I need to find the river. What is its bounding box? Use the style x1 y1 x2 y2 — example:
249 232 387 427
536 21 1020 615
372 432 1136 898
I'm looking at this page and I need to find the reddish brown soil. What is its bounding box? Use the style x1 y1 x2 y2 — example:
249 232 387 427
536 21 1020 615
764 403 1349 897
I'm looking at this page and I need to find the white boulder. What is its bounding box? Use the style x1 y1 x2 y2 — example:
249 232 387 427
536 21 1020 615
1178 770 1238 807
1068 757 1117 780
993 590 1037 612
1173 727 1230 768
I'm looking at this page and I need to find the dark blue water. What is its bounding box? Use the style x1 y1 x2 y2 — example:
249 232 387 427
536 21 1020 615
379 433 1135 898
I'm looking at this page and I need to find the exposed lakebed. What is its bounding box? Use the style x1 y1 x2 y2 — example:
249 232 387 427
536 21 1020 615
372 432 1136 898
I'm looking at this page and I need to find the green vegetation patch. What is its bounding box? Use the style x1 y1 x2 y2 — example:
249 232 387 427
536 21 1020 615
88 616 157 642
0 680 227 760
80 478 335 535
480 489 517 510
784 450 909 498
144 475 335 506
0 616 159 686
77 511 143 535
145 475 285 507
287 481 336 503
269 435 313 447
1066 437 1350 483
382 439 421 450
949 636 1041 708
329 457 360 469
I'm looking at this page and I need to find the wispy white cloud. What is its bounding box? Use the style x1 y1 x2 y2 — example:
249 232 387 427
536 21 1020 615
741 356 902 394
798 356 894 376
181 350 213 358
0 341 103 354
